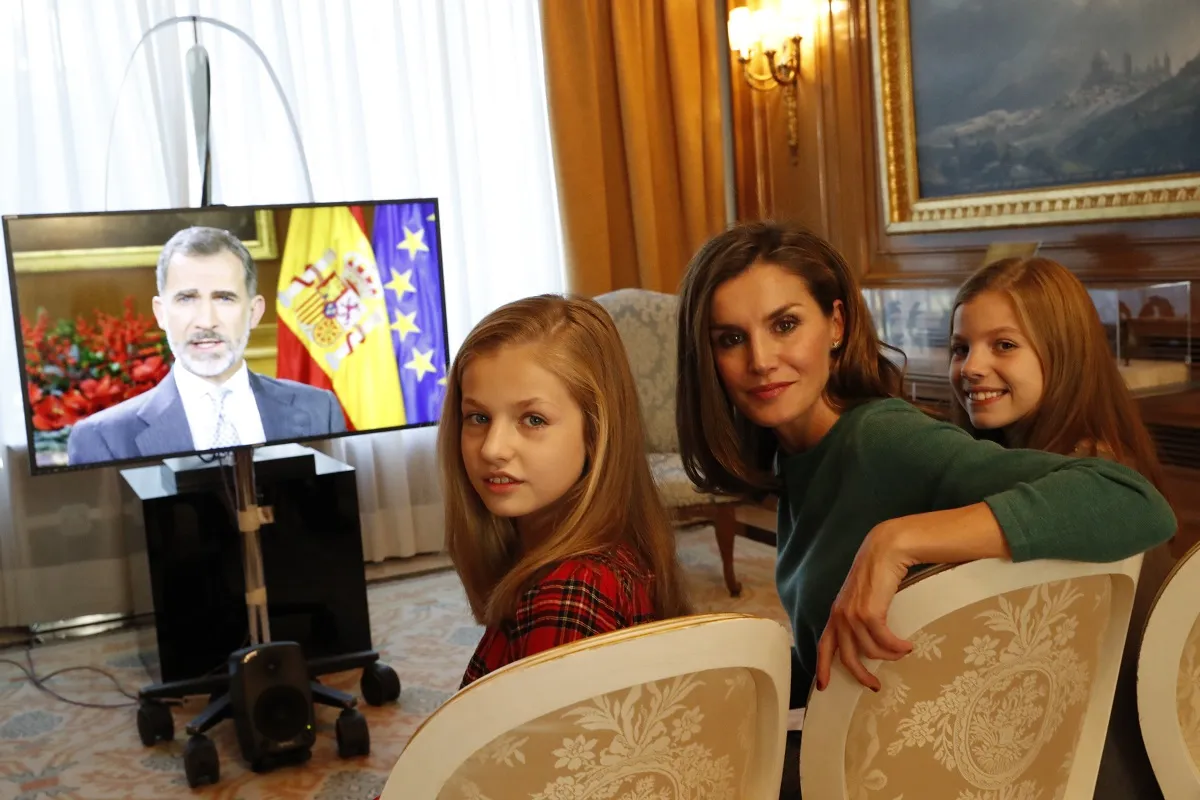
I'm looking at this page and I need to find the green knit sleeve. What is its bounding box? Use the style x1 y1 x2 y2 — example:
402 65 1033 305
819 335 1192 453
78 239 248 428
857 400 1177 563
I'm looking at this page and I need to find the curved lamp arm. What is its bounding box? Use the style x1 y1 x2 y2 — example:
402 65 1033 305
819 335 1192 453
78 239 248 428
738 36 803 89
104 15 314 210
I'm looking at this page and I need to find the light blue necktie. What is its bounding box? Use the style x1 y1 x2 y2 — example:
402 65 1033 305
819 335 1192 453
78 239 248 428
209 387 241 449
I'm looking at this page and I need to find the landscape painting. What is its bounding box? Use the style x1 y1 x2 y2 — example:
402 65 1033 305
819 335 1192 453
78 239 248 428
872 0 1200 231
911 0 1200 197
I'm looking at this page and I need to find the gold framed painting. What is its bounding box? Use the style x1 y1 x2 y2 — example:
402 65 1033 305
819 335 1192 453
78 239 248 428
869 0 1200 233
7 208 277 273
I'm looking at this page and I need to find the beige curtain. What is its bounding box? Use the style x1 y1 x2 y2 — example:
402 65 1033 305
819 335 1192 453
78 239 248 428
541 0 728 296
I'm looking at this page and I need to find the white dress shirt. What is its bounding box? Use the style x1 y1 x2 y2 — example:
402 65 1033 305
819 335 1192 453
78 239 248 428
174 361 267 451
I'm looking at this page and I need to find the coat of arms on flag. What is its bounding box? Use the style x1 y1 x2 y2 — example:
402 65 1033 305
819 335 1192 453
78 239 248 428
278 248 388 372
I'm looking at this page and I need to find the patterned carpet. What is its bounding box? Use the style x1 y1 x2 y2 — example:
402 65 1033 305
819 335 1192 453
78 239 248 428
0 527 787 799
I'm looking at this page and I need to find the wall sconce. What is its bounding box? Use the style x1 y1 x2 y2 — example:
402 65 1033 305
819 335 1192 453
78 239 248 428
727 2 809 162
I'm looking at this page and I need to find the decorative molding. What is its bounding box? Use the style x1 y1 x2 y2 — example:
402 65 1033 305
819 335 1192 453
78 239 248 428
10 209 277 273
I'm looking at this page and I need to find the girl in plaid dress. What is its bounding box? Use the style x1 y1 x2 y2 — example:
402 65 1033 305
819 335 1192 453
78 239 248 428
438 294 691 689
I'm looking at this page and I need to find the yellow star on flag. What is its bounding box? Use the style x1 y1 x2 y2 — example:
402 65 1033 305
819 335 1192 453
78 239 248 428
390 310 420 343
405 348 437 383
386 269 416 299
398 226 430 261
437 374 447 387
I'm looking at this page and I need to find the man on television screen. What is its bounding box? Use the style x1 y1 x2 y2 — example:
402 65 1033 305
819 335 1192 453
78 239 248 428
66 226 347 466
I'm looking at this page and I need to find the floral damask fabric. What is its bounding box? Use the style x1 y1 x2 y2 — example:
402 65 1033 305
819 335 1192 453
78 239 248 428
1177 612 1200 771
649 453 740 509
439 666 758 800
596 290 738 511
594 289 682 455
842 576 1112 800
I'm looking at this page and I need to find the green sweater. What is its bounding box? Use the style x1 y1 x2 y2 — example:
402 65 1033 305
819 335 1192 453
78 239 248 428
777 398 1176 698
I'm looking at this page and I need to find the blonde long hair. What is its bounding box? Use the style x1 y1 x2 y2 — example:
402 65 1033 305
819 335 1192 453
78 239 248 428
439 294 691 626
950 257 1166 490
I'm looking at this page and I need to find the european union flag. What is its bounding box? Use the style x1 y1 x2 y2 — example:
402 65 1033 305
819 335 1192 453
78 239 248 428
374 202 448 426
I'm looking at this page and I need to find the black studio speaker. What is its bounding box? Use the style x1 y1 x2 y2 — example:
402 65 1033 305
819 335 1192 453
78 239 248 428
227 642 316 769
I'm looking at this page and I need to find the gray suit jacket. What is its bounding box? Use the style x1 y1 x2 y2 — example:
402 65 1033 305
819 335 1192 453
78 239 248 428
66 368 348 466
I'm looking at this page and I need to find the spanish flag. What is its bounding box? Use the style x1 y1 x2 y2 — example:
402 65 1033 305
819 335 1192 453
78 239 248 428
276 206 406 431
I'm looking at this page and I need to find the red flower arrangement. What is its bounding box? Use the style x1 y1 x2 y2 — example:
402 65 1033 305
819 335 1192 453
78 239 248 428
22 297 172 431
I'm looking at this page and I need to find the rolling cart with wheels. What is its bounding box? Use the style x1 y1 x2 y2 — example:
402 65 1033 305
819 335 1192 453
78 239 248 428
126 446 402 788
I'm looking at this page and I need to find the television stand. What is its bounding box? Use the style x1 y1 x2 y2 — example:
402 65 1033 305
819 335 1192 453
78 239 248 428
130 445 402 788
159 442 317 494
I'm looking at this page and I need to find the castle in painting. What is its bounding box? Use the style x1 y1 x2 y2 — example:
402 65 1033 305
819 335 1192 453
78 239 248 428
1081 49 1173 92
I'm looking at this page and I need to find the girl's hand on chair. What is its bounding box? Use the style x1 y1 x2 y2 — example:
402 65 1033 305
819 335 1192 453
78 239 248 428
815 521 915 692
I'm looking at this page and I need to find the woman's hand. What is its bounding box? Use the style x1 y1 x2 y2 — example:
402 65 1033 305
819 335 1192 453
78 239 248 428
815 521 915 692
814 504 1010 692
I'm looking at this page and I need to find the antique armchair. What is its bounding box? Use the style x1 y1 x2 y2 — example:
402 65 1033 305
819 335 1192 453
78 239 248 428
378 613 793 799
1138 540 1200 798
594 288 750 596
802 554 1143 799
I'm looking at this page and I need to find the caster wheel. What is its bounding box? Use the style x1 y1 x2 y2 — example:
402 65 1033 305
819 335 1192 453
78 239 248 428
136 701 174 746
183 734 220 788
336 708 370 758
360 662 401 706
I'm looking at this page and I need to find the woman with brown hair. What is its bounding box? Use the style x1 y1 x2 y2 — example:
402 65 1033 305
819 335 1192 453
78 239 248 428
675 221 1175 796
948 255 1165 487
440 294 690 688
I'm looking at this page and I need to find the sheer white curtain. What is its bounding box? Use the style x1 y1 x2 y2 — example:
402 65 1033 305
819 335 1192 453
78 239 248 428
0 0 191 628
0 0 564 625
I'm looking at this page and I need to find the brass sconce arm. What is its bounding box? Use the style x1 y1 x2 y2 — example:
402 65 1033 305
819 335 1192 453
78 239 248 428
728 4 811 164
735 36 804 162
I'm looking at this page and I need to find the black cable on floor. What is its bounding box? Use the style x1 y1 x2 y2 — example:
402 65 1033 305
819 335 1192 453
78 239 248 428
0 627 250 712
0 647 165 710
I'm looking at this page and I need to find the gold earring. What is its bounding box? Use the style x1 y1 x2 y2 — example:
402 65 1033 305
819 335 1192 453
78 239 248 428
831 340 841 350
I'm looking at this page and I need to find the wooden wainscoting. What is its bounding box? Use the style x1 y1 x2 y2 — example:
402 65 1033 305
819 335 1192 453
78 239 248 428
1137 388 1200 555
726 0 1200 288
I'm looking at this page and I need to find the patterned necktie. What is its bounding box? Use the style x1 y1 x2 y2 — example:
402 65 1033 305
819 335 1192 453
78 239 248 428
209 387 241 449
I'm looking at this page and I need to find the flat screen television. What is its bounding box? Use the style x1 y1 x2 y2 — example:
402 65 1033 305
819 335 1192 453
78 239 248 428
3 199 450 475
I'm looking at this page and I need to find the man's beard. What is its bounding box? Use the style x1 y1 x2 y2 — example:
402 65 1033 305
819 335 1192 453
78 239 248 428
168 323 252 379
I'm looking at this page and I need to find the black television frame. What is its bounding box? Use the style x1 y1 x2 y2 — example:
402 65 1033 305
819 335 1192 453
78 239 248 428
3 197 451 477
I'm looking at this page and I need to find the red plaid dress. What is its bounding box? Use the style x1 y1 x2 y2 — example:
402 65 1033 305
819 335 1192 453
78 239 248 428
460 546 657 688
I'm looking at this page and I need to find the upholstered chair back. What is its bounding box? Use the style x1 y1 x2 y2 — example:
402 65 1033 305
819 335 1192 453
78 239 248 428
1139 541 1200 798
802 555 1143 800
594 288 680 454
380 613 792 800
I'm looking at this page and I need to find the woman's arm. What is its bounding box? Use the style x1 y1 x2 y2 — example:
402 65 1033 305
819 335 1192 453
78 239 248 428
814 504 1011 691
814 402 1177 692
870 403 1176 562
888 503 1012 563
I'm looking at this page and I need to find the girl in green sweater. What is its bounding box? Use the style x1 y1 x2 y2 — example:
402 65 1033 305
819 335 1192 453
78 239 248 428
675 222 1177 704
